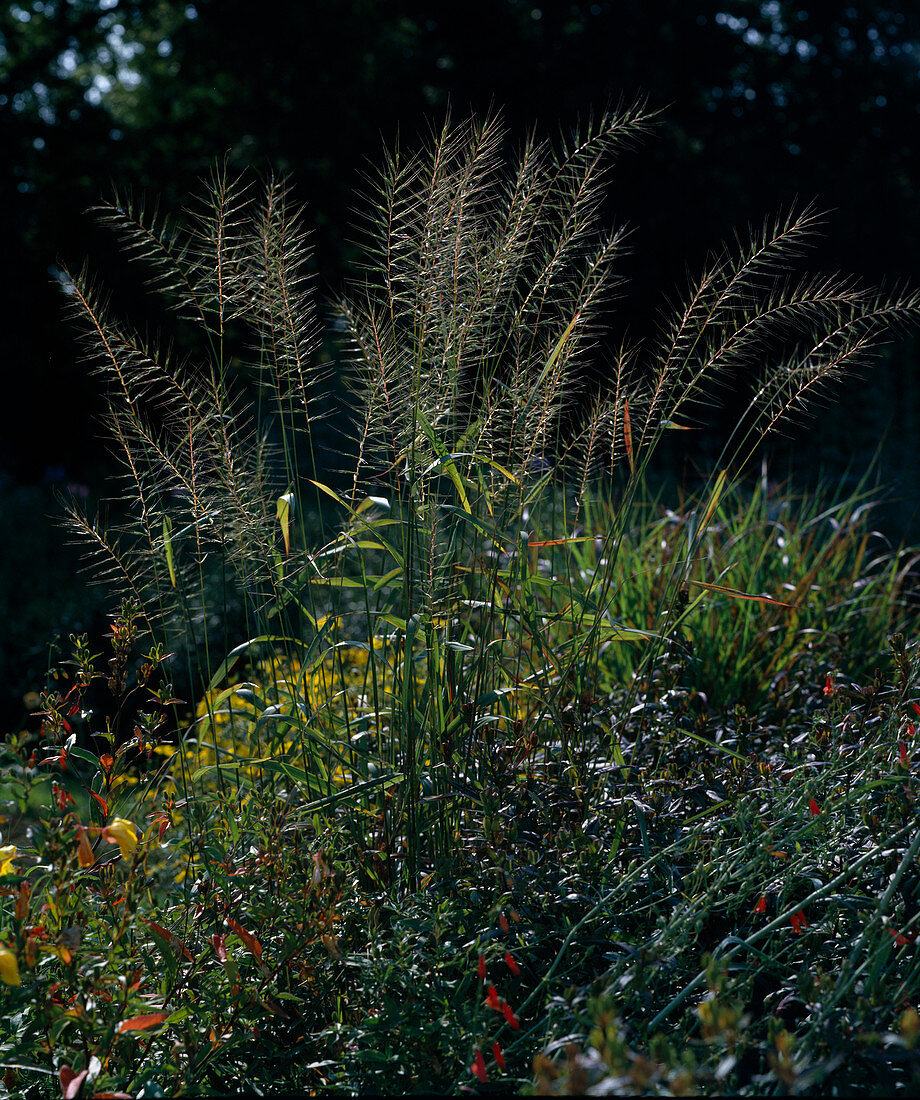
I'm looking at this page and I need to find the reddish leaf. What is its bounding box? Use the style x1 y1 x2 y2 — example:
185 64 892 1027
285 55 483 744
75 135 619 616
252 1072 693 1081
116 1012 169 1033
75 827 95 869
90 790 109 817
59 1066 88 1099
527 536 595 547
212 933 227 963
623 397 634 474
226 917 263 960
689 580 793 608
143 919 193 962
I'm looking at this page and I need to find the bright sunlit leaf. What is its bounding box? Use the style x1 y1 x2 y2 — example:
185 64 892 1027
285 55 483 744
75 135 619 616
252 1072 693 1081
277 492 295 556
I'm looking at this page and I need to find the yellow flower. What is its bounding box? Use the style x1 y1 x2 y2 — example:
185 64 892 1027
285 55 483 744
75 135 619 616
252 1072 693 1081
0 845 18 876
102 818 138 860
0 946 20 986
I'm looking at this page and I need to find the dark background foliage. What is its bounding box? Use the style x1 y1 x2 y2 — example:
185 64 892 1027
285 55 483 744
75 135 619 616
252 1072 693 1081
2 0 920 717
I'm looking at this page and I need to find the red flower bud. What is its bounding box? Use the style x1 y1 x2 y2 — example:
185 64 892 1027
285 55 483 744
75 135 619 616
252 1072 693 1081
470 1048 487 1083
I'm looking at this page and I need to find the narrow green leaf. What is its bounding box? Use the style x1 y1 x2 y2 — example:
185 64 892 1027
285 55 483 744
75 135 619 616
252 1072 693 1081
163 516 177 588
698 469 728 534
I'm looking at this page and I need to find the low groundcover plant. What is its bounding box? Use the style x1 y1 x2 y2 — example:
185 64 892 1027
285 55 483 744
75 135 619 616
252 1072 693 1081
2 104 920 1095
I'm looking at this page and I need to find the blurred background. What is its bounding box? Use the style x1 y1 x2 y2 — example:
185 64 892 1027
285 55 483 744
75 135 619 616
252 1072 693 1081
2 0 919 723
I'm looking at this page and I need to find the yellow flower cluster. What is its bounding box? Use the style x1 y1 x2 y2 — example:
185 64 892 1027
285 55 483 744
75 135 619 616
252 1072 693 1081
188 626 419 786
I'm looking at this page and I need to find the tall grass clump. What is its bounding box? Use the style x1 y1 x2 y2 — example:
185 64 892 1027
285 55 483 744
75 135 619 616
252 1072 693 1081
3 105 920 1094
53 104 920 878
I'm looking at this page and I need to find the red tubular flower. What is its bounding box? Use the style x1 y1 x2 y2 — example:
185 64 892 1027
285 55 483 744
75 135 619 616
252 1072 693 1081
912 703 920 718
823 674 836 697
502 1001 520 1029
470 1048 488 1083
907 722 916 739
753 895 767 914
499 911 509 934
900 742 910 766
790 910 807 935
477 953 486 981
504 951 520 975
485 984 501 1011
492 1041 506 1071
809 797 820 817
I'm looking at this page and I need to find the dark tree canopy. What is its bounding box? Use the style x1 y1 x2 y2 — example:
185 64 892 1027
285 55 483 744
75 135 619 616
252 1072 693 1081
2 0 920 479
